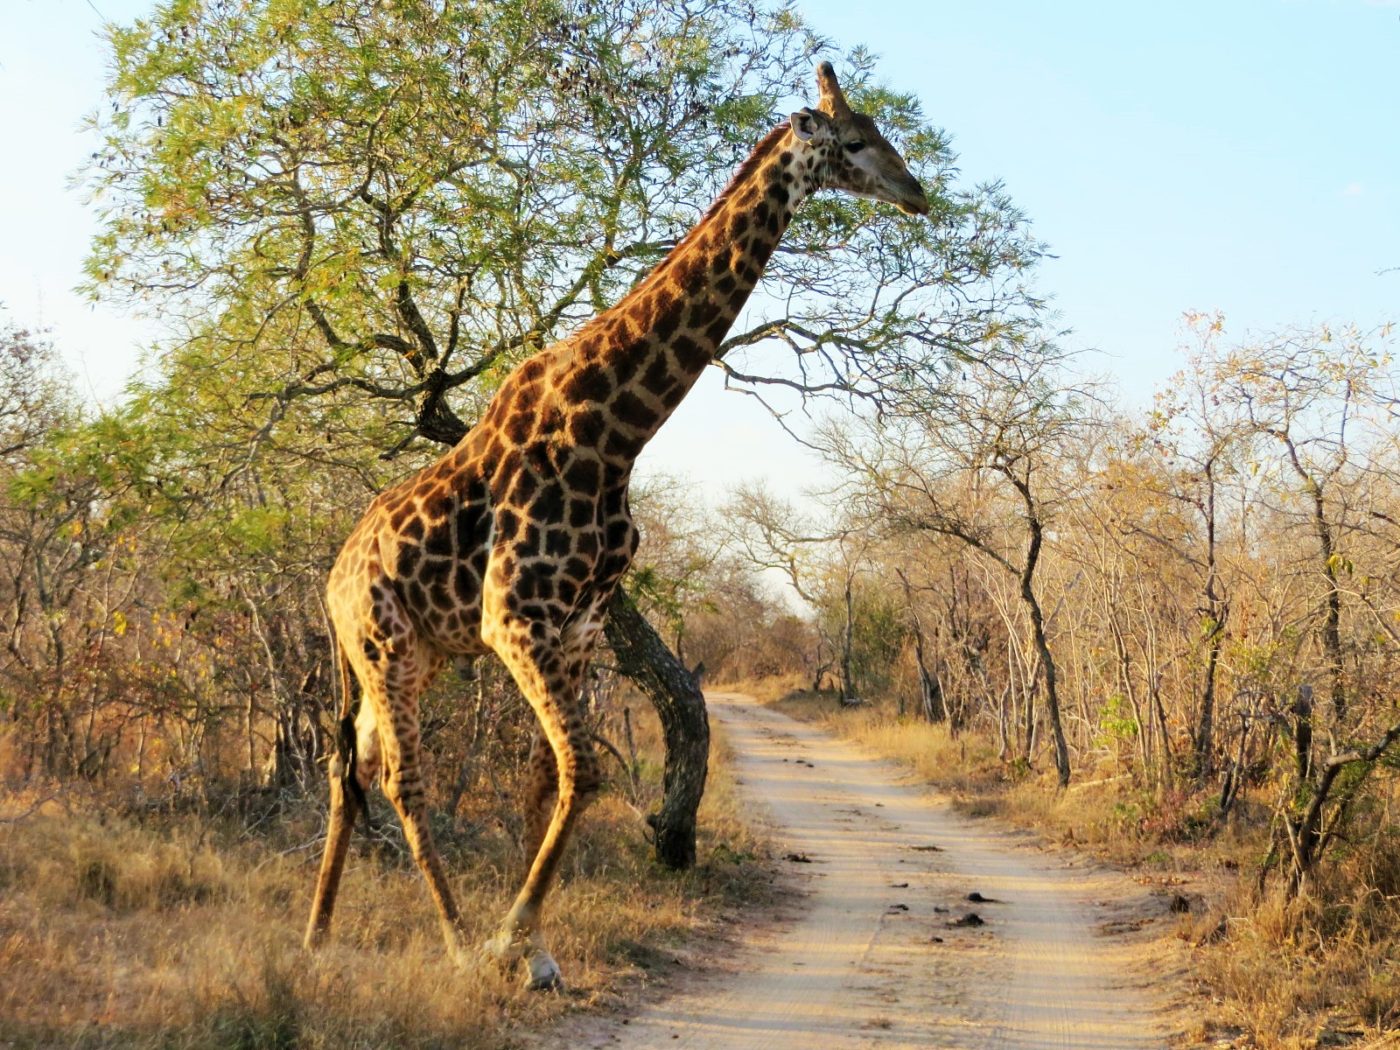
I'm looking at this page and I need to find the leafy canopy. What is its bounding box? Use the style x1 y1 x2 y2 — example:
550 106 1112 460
86 0 1049 461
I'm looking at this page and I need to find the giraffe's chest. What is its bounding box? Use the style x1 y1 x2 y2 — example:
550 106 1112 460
370 441 638 652
489 486 636 619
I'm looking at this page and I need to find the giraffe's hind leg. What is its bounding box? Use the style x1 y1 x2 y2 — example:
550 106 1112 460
362 638 474 962
305 697 382 948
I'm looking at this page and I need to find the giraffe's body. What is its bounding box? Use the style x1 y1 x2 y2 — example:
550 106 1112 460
305 63 928 989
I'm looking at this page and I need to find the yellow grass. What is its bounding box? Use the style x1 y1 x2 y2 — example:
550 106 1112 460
1189 884 1400 1048
0 703 772 1049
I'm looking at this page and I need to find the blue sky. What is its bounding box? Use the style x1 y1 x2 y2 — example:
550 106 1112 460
2 0 1397 499
810 0 1400 391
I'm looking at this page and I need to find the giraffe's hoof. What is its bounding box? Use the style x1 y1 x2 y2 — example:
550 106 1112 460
482 931 563 991
525 951 564 993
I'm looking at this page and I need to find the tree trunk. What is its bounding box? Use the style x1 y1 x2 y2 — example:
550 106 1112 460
604 587 709 870
1196 624 1223 780
918 660 945 724
1107 609 1151 777
1272 717 1400 899
840 574 857 703
896 568 944 723
1194 463 1225 782
1026 592 1068 785
1287 445 1345 726
1292 683 1314 783
1315 512 1346 727
1018 508 1070 787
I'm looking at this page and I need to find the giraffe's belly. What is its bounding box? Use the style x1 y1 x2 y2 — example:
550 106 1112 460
393 545 492 657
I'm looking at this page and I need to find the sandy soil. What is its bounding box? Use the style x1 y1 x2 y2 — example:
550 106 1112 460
550 692 1183 1049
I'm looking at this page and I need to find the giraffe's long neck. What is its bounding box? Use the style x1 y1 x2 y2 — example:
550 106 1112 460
560 123 815 473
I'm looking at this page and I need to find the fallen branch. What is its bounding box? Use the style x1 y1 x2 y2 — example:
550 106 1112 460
0 791 61 824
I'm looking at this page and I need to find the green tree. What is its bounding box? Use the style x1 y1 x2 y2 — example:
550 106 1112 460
87 0 1044 447
0 319 153 779
1212 323 1393 733
84 0 1048 859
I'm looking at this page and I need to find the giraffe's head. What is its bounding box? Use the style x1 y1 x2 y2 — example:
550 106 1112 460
788 62 930 217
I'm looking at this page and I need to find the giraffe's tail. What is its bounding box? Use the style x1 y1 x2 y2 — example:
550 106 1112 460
332 632 369 824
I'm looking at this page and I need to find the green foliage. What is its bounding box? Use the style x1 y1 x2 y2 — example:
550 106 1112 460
1 1 1052 792
85 0 1045 458
1095 692 1139 750
847 583 908 695
814 575 908 698
86 0 832 444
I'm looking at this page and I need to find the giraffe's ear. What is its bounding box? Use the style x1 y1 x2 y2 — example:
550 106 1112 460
789 108 821 142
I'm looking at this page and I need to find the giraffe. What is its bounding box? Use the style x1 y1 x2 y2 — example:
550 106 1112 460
303 62 929 991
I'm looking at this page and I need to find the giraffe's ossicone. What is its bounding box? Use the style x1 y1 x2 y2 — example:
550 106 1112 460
304 62 929 991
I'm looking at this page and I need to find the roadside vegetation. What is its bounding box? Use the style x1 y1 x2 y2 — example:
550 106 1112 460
701 316 1400 1048
3 1 1031 1039
3 1 1396 1047
748 678 1400 1049
639 315 1400 1044
0 699 770 1050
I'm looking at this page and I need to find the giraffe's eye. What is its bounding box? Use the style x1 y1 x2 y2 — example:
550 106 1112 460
844 140 866 154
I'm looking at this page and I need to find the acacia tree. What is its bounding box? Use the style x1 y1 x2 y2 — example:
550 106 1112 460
85 0 1048 860
1214 324 1392 733
1147 357 1237 781
1094 315 1251 782
0 321 83 776
627 477 724 667
723 484 867 698
0 322 181 782
1205 323 1400 895
893 564 945 723
87 0 1042 441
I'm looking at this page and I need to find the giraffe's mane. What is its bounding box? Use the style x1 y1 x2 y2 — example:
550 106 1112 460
694 120 792 226
604 120 792 310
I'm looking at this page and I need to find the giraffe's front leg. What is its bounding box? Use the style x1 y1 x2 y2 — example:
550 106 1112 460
482 614 602 991
517 726 560 883
483 728 560 990
481 926 563 992
482 723 599 991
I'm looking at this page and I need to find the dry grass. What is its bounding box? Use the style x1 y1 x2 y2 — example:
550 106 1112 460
744 684 1400 1048
717 673 810 705
0 703 772 1050
1185 836 1400 1049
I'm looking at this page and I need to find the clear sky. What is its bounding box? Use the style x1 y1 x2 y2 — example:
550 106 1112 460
3 0 1397 503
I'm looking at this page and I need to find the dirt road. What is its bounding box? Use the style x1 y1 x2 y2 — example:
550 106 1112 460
559 693 1178 1049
